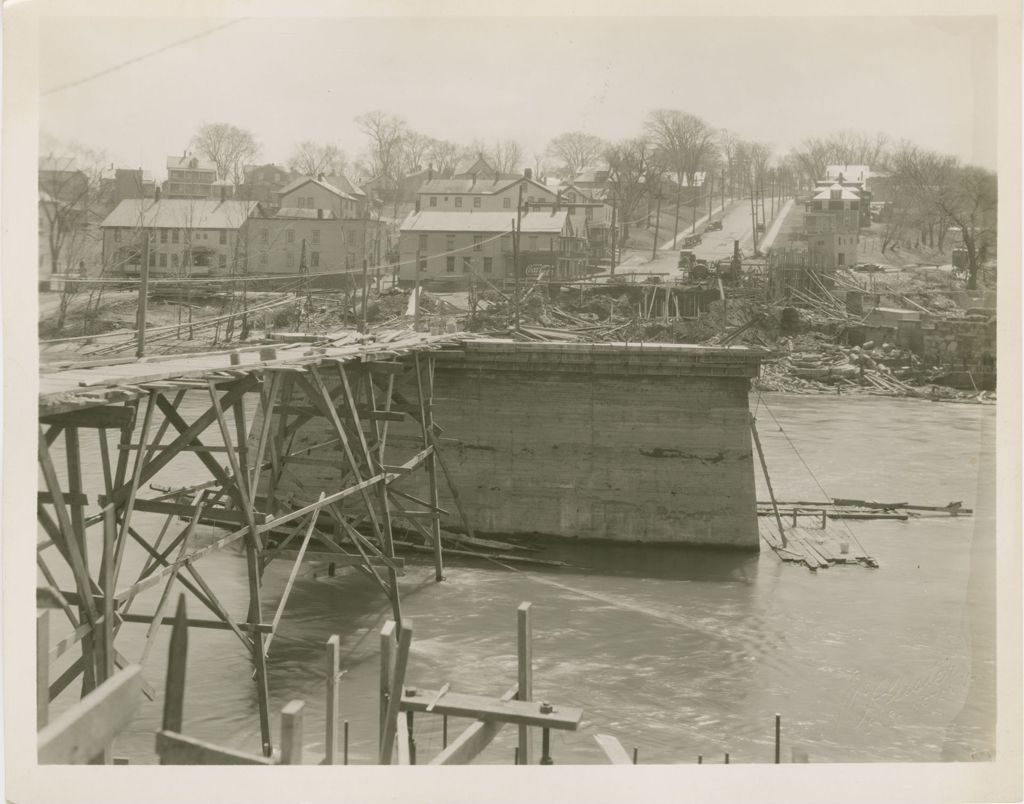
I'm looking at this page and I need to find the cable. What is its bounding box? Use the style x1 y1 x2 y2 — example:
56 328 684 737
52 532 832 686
42 19 245 97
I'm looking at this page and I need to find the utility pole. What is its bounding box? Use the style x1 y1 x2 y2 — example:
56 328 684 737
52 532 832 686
672 183 681 247
707 172 714 218
610 192 618 277
136 230 150 358
513 184 524 331
721 168 726 212
651 190 662 261
360 258 369 333
750 186 759 254
414 249 421 329
690 182 697 233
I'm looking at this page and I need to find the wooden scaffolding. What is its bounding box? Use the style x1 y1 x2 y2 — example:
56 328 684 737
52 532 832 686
36 333 465 761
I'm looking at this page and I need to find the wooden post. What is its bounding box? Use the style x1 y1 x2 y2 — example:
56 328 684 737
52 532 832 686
750 416 787 548
416 356 443 582
37 610 50 728
137 230 150 358
161 596 188 739
774 713 781 763
651 192 662 260
517 602 533 765
325 635 340 764
379 620 397 752
414 250 421 329
725 752 730 764
360 258 369 334
379 620 413 764
343 720 349 765
280 700 304 765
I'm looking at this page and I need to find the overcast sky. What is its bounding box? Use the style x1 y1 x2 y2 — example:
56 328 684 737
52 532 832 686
38 13 997 177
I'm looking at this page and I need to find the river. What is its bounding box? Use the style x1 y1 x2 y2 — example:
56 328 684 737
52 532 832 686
42 392 996 764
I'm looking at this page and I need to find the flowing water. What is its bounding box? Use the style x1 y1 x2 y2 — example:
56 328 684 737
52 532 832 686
42 392 996 764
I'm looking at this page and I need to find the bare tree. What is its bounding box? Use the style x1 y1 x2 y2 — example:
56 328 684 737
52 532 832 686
789 130 890 188
427 139 462 175
400 130 432 175
488 140 523 175
191 122 261 186
355 111 409 214
287 141 347 176
545 131 606 180
604 138 656 240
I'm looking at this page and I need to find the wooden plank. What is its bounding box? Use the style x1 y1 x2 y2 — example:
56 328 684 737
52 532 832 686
401 689 582 731
265 495 322 657
112 497 268 526
595 734 633 764
428 684 518 766
38 665 143 764
162 596 188 735
155 731 272 765
263 549 405 570
280 700 304 765
365 361 406 375
256 474 386 534
517 602 533 764
395 710 411 765
379 621 397 753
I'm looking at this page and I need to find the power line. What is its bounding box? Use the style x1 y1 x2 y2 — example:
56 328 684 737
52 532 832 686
42 19 245 97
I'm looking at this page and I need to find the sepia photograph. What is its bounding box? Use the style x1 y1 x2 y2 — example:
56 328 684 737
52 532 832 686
3 1 1021 802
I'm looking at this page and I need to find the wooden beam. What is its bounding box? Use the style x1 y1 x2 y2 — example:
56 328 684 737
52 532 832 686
263 549 405 570
161 596 188 736
325 635 340 765
155 731 272 765
279 700 304 765
40 406 136 429
264 495 322 657
117 612 272 633
595 734 633 764
256 473 386 534
517 602 533 764
379 621 397 752
109 497 269 526
401 689 582 731
38 665 143 764
428 684 518 766
379 620 413 764
37 611 50 728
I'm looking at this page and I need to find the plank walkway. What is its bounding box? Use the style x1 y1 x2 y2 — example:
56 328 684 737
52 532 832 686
758 519 877 570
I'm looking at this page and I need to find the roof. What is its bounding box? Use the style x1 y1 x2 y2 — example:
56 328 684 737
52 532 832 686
39 156 80 174
825 164 870 182
418 176 557 198
167 155 217 172
452 154 497 176
812 184 861 201
278 176 358 202
273 207 338 220
400 209 569 234
100 199 259 229
323 174 367 197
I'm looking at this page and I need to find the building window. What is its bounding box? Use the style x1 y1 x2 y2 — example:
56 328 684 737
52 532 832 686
261 228 269 244
114 229 122 243
569 205 576 215
172 230 180 244
298 197 306 209
503 197 511 209
446 256 455 273
312 229 320 245
463 257 472 273
159 253 167 268
430 196 437 207
160 229 167 243
585 207 593 220
219 254 227 269
260 253 268 265
149 250 156 267
307 197 314 208
287 229 294 244
419 258 427 272
473 197 481 208
418 234 428 250
483 257 493 274
446 235 455 252
501 237 511 252
473 236 482 251
219 229 227 245
311 251 320 267
286 252 294 268
528 236 538 251
837 253 845 266
171 254 179 269
347 230 356 246
455 197 463 208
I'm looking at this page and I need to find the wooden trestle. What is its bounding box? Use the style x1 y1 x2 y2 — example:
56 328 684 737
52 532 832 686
36 333 468 761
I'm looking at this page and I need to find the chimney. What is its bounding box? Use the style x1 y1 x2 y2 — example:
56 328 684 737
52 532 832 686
154 186 162 202
428 165 434 181
524 167 533 180
317 208 323 219
220 184 227 202
317 173 325 182
415 199 421 213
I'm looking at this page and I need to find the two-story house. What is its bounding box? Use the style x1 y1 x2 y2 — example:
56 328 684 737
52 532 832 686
163 153 219 200
100 198 259 276
398 209 585 286
417 169 559 214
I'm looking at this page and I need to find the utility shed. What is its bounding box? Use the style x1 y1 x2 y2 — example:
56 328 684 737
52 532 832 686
422 340 766 548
